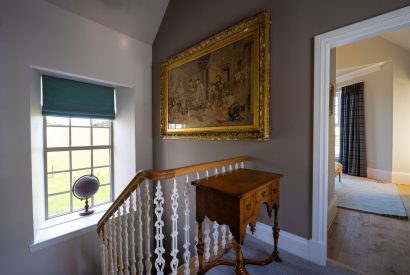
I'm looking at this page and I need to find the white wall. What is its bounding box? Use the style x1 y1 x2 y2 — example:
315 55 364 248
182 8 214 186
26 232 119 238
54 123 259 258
392 45 410 183
336 63 394 179
0 0 152 274
336 36 410 182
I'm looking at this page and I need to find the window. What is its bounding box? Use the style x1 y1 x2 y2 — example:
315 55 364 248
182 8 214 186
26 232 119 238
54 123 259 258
335 90 342 160
44 116 113 218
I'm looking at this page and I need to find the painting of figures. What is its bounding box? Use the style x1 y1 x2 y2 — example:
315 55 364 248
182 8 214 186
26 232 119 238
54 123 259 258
160 10 270 140
168 35 253 128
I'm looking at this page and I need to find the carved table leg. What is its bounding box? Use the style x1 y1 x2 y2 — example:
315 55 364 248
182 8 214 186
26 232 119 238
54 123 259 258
272 205 282 262
234 240 249 275
197 219 205 274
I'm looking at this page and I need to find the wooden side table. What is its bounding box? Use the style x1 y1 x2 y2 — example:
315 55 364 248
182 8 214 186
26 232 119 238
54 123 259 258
192 168 283 274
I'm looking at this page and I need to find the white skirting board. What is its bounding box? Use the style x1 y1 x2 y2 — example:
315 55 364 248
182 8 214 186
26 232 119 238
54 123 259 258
327 195 337 230
367 168 392 182
367 168 410 184
247 222 324 264
392 171 410 184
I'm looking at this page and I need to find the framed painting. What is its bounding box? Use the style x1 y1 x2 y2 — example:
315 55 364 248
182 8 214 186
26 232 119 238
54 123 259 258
160 10 271 140
329 83 335 116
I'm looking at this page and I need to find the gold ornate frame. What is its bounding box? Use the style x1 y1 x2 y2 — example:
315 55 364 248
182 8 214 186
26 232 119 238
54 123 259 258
160 10 270 140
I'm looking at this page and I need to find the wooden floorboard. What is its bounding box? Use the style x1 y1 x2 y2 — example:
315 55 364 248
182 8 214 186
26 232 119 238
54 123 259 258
328 183 410 274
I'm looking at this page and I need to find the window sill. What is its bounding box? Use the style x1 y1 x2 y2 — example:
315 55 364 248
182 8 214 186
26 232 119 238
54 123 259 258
29 203 111 252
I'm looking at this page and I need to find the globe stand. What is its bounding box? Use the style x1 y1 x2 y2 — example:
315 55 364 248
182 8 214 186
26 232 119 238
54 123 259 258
72 175 100 217
79 198 94 216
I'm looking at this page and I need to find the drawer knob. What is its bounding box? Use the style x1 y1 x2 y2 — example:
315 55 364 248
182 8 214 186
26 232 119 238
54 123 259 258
246 203 252 211
273 188 278 194
262 191 267 197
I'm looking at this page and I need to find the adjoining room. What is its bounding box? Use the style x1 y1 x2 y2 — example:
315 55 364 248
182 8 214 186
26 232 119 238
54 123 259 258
327 28 410 274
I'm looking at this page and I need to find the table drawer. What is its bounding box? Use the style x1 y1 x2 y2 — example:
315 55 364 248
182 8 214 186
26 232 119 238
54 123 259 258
256 185 271 204
243 196 254 219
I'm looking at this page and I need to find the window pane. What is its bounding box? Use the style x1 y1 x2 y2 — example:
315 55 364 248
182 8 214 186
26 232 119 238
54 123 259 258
71 127 91 146
47 127 69 148
93 149 110 166
92 119 111 127
72 150 91 169
46 116 69 126
47 151 69 172
94 167 110 184
48 172 70 194
71 118 90 127
73 196 84 211
93 128 110 146
48 193 70 216
94 185 111 205
72 169 91 185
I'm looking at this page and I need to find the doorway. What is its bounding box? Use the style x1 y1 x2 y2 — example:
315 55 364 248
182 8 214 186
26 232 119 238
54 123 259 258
311 6 410 266
327 30 410 273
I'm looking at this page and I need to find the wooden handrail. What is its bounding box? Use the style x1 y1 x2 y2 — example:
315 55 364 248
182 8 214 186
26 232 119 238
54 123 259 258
97 156 250 233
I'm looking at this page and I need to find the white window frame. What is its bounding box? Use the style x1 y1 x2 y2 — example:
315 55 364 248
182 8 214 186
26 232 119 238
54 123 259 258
30 68 137 253
43 116 114 219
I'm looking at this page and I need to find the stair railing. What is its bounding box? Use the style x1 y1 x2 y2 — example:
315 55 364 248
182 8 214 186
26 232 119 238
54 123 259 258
97 156 250 275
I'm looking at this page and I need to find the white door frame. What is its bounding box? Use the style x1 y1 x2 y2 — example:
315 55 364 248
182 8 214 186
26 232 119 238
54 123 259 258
311 6 410 266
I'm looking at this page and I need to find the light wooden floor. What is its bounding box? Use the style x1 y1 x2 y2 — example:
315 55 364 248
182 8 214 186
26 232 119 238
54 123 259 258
328 184 410 274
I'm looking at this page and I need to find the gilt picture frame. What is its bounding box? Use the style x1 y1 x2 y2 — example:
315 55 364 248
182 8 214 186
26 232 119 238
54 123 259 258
160 10 271 140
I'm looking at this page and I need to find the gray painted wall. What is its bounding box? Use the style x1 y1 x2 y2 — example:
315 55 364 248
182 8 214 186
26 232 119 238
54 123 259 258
152 0 410 238
0 0 152 274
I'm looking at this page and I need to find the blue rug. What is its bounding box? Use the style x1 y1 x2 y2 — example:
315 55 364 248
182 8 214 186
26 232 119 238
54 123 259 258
336 177 408 219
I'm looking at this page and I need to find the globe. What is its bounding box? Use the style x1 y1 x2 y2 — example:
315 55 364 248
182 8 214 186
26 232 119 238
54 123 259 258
72 175 100 216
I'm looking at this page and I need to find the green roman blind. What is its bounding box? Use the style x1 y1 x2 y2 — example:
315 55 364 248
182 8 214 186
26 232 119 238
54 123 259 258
42 75 115 119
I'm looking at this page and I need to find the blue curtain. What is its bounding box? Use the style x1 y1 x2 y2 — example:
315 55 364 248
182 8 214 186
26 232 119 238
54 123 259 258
340 82 367 177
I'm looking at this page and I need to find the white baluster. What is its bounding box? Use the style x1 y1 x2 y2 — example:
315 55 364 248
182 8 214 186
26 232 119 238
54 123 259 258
136 187 144 274
183 175 191 275
213 221 219 256
143 180 152 274
117 209 124 275
129 192 137 275
222 166 226 173
123 201 130 275
235 163 239 170
204 218 211 262
154 180 165 274
228 229 233 244
111 217 118 274
221 225 227 249
204 171 211 262
214 168 218 175
229 164 233 171
194 173 200 269
241 161 245 169
103 223 110 275
100 231 106 275
170 178 179 274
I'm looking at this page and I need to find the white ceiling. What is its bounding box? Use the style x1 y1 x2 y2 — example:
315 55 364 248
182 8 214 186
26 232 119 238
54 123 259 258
381 28 410 52
45 0 169 44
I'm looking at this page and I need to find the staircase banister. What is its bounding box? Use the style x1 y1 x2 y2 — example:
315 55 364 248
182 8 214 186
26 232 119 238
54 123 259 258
97 156 250 233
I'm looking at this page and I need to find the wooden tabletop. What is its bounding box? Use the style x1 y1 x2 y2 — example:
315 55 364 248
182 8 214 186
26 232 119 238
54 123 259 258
192 168 283 198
